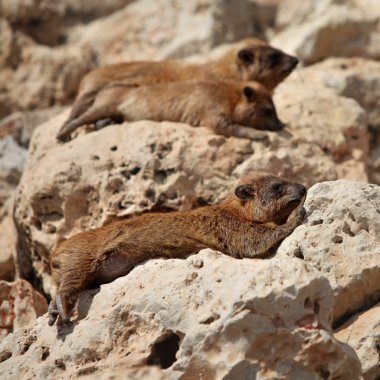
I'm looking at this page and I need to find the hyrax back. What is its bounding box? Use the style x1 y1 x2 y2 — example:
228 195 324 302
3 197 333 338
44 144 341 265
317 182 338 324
59 38 298 141
57 80 283 141
48 171 306 326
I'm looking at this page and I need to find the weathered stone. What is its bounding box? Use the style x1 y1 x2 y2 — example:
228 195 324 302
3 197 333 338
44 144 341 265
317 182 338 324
272 0 380 65
0 279 47 340
62 0 135 25
0 252 361 379
0 199 16 281
335 303 380 380
0 0 65 46
80 367 168 380
0 31 95 118
0 106 65 148
0 136 27 211
278 180 380 325
292 57 380 184
69 0 256 65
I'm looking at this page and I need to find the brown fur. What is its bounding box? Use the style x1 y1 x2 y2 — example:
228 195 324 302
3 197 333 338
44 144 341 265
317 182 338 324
57 80 283 141
58 38 298 141
48 171 306 326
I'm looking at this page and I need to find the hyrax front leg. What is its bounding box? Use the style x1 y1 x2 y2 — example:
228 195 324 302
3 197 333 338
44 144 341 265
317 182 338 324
49 262 94 325
209 116 269 141
229 125 270 141
242 205 306 258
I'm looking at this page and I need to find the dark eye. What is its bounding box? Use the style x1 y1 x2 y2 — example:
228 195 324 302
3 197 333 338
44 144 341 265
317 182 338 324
269 52 282 67
271 181 283 193
263 108 274 117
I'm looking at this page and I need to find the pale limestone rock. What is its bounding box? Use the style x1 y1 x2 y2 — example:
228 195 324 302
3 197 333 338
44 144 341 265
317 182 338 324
292 57 380 185
273 74 369 183
272 0 380 65
278 180 380 325
0 106 65 148
0 31 95 118
0 279 47 340
0 252 361 379
0 136 27 210
0 199 16 281
68 0 255 65
335 303 380 380
0 0 65 46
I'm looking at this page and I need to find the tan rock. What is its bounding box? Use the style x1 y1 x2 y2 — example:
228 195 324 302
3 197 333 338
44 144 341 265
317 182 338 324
0 0 65 46
62 0 135 25
0 199 16 281
0 136 27 211
278 180 380 325
80 366 168 380
0 279 47 340
272 0 380 65
0 252 361 379
0 106 65 148
68 0 256 65
0 31 95 118
335 304 380 380
292 57 380 184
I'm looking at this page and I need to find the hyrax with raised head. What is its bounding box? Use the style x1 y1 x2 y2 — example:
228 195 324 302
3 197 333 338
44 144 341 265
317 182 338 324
48 171 306 326
57 80 283 141
58 38 298 141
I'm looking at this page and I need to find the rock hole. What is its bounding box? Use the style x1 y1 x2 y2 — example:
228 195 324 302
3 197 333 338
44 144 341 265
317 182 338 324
110 146 118 152
55 359 66 370
145 188 156 201
41 346 49 361
294 247 304 260
304 297 313 309
130 166 141 175
147 331 180 369
0 351 12 363
332 235 343 244
35 220 42 231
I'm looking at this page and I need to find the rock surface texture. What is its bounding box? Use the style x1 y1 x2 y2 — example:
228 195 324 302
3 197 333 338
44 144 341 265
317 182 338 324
0 279 47 340
272 0 380 65
0 251 361 379
278 180 380 326
335 303 380 380
1 0 380 378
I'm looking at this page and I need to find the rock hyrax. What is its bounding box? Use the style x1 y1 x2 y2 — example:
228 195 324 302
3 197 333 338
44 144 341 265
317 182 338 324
48 171 306 325
57 80 283 141
60 38 298 141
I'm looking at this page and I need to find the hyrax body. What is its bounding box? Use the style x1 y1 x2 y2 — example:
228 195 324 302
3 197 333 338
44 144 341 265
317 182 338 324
48 171 307 326
57 80 283 141
58 38 298 141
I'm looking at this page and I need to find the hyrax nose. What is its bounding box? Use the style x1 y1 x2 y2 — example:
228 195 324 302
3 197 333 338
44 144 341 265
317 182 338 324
291 57 299 68
297 184 307 197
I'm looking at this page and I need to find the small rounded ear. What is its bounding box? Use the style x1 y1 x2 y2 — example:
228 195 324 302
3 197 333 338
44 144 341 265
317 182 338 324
235 184 253 200
243 86 256 102
237 49 254 64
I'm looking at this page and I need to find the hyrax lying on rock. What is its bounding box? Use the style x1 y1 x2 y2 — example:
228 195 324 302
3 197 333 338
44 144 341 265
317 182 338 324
48 171 306 325
57 80 283 141
58 38 298 141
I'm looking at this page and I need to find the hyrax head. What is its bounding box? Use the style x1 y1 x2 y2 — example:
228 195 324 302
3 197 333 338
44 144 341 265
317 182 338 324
233 82 284 132
236 41 298 91
233 172 306 224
